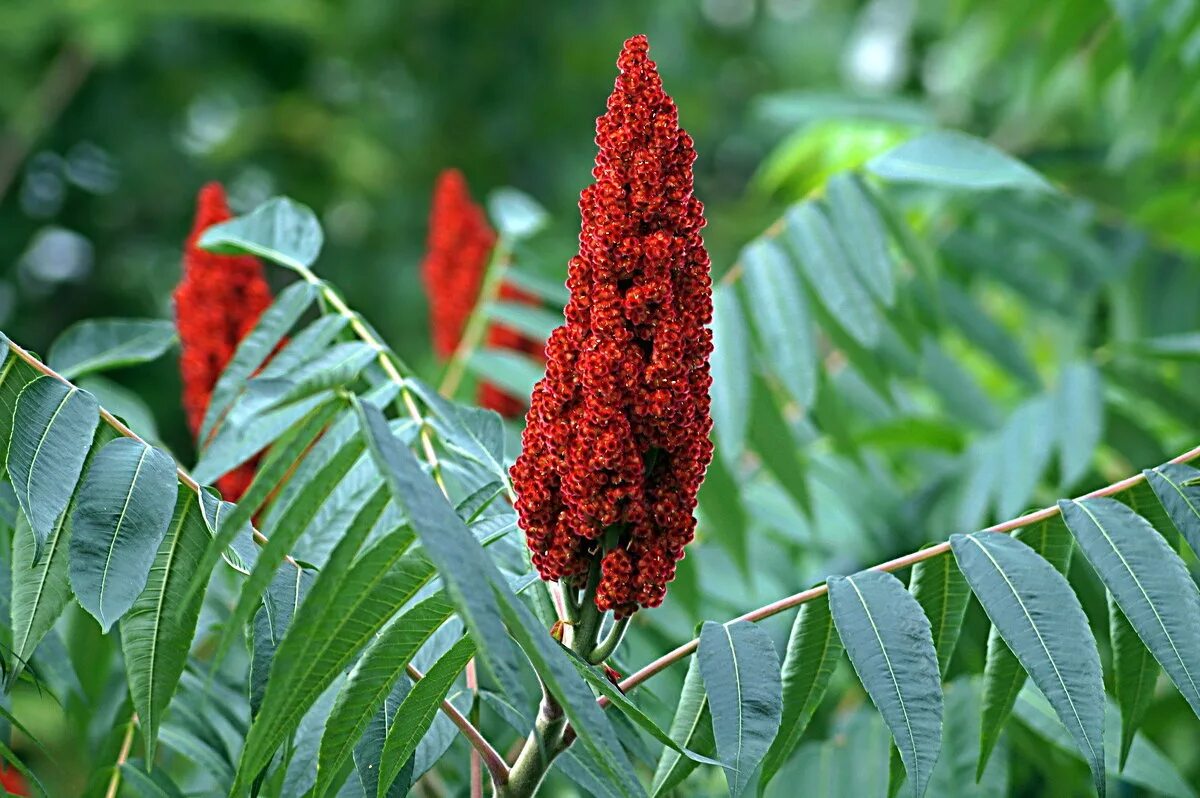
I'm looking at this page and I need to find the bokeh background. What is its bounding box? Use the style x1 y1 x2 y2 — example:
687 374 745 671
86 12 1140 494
2 1 1200 795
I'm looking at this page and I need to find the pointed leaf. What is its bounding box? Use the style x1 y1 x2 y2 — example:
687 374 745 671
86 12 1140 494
1055 362 1103 488
826 173 895 305
120 489 209 763
741 238 815 409
199 196 324 272
783 201 882 348
1107 593 1158 769
1144 463 1200 558
488 187 548 240
760 595 843 791
486 301 560 342
866 131 1052 192
710 284 751 466
69 438 179 631
651 657 715 797
465 349 543 403
828 570 943 798
47 318 176 380
698 620 783 798
8 377 99 557
951 532 1105 796
909 552 971 678
1060 498 1200 722
375 637 474 798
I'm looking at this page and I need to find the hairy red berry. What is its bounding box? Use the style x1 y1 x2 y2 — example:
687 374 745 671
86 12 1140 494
174 182 274 501
511 35 714 619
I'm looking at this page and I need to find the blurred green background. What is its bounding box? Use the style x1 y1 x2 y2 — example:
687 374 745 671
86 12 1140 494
5 0 1194 457
3 2 1200 795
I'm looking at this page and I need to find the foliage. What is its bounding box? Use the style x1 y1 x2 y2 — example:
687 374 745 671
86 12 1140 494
0 3 1198 797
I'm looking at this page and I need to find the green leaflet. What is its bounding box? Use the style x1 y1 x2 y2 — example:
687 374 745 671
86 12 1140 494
1108 593 1158 769
651 657 715 798
199 196 324 273
8 424 116 687
910 551 971 679
697 620 783 798
710 284 751 467
198 280 318 445
313 594 457 797
465 348 544 404
866 130 1053 192
740 237 816 409
69 437 179 632
46 318 177 380
374 637 475 798
783 200 882 348
759 595 843 793
975 517 1072 778
951 532 1105 797
1054 362 1103 489
7 376 99 558
828 571 943 798
226 341 376 429
486 300 562 341
825 172 896 306
1059 498 1200 723
1144 463 1200 558
234 529 434 791
487 186 549 240
120 489 209 763
251 561 315 718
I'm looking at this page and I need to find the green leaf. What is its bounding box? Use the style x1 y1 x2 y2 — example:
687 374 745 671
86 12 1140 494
937 282 1040 388
976 518 1073 779
46 318 176 380
503 268 571 307
0 352 45 477
866 131 1053 192
1054 362 1103 488
68 437 179 631
1014 687 1196 798
78 376 161 444
199 196 324 272
747 378 810 515
211 427 367 668
951 531 1105 797
759 595 843 792
1059 498 1200 722
185 396 343 611
194 393 330 486
7 376 99 557
251 561 314 718
828 570 943 798
568 654 724 769
486 300 560 341
120 489 209 763
465 348 543 403
919 339 999 431
741 238 816 409
488 187 549 240
825 173 895 305
374 637 474 798
119 760 186 797
651 657 715 798
198 280 319 445
1144 463 1200 558
314 594 456 797
235 529 436 791
229 342 376 428
353 677 415 798
698 620 783 798
710 284 751 467
909 552 970 678
995 397 1054 519
255 314 350 380
783 201 882 348
1107 593 1158 769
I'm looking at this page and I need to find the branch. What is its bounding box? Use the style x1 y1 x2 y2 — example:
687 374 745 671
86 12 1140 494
2 339 505 781
406 662 509 786
103 712 138 798
607 440 1200 702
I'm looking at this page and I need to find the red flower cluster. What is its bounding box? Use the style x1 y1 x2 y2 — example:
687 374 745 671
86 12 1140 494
510 35 714 619
421 169 545 417
422 169 497 359
174 182 274 501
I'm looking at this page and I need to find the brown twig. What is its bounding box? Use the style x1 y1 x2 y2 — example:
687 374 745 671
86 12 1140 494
606 441 1200 702
406 663 509 786
103 712 138 798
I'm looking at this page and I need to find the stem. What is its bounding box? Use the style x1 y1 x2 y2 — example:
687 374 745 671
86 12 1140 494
439 241 511 399
499 698 567 798
467 659 482 798
2 339 508 784
587 616 630 665
607 440 1200 702
103 713 138 798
